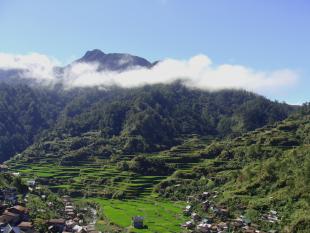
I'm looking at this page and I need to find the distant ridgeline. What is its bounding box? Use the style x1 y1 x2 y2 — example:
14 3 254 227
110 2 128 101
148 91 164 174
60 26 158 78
0 82 295 163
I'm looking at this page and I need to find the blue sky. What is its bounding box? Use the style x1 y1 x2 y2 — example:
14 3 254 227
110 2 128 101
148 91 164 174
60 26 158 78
0 0 309 104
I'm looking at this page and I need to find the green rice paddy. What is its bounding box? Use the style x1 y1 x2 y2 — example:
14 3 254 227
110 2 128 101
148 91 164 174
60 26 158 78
92 197 186 233
8 137 209 232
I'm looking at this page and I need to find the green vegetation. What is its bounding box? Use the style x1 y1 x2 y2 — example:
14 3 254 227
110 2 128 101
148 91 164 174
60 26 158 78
156 104 310 232
0 173 27 192
92 197 186 233
2 82 309 232
27 192 64 232
8 136 208 199
0 82 295 162
0 84 68 162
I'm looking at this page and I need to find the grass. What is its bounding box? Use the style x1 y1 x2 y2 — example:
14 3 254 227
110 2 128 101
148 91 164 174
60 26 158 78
8 137 208 199
90 197 186 233
8 137 210 232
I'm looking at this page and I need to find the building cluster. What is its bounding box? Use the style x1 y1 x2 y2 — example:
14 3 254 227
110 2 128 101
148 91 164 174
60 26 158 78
181 191 279 233
47 195 99 233
0 189 34 233
261 210 279 224
0 164 40 232
0 163 100 233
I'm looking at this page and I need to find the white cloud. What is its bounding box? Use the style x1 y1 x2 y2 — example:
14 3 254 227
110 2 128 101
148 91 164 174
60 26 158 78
0 53 58 83
0 52 298 96
62 54 298 94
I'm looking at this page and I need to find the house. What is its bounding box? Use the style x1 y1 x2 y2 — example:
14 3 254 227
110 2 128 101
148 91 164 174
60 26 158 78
11 173 20 177
196 222 210 232
0 191 4 201
0 164 8 173
0 212 20 226
47 219 65 233
217 222 228 231
217 208 229 219
66 212 75 218
202 200 210 211
3 189 17 204
26 180 35 187
183 205 192 215
132 216 144 229
0 224 21 233
0 204 7 215
62 196 71 203
7 206 28 216
202 192 210 198
17 221 34 233
65 219 76 231
181 220 194 229
85 225 96 232
72 225 88 233
65 206 75 214
191 212 201 222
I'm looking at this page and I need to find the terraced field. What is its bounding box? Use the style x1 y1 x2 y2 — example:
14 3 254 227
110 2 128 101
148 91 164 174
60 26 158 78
8 137 208 199
10 161 164 198
7 137 210 232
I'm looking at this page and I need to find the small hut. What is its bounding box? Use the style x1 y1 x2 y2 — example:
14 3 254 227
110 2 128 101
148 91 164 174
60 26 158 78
0 164 8 173
132 216 144 229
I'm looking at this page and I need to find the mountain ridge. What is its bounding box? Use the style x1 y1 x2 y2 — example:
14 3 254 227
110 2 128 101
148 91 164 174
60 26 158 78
0 82 296 163
74 49 155 71
0 49 158 84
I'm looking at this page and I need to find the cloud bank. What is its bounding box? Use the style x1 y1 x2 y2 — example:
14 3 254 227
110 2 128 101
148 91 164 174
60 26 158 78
0 52 298 95
0 53 58 82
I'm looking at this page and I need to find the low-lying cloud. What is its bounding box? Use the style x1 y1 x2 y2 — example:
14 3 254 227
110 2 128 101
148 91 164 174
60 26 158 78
0 52 58 82
0 52 298 95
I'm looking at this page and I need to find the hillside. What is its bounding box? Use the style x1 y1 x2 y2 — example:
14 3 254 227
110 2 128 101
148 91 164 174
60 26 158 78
6 102 309 232
155 104 310 232
1 82 294 163
0 48 297 163
3 86 309 232
0 84 70 162
0 79 304 232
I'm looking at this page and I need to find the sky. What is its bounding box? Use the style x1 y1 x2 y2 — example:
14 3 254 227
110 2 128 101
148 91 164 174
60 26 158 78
0 0 309 104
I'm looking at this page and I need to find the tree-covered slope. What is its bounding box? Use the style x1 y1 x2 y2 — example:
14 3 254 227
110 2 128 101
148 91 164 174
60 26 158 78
2 82 295 163
54 83 295 154
156 104 310 232
0 84 69 162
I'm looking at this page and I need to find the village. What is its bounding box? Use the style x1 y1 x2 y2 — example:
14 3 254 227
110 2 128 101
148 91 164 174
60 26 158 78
0 164 155 233
0 163 282 233
0 164 101 233
181 191 280 233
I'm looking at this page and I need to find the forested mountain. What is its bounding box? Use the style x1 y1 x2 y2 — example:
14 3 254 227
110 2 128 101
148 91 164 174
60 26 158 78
0 50 305 232
0 82 295 162
55 83 295 153
0 84 67 161
5 85 308 232
0 49 154 84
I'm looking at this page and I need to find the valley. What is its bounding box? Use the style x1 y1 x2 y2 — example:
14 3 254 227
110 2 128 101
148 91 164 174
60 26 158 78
1 1 309 232
0 51 309 232
6 137 208 232
5 107 310 232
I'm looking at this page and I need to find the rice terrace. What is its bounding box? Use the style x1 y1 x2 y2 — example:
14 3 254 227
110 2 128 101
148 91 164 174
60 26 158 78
0 1 310 232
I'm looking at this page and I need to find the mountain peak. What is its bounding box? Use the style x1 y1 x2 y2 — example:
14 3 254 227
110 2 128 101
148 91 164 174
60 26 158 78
75 49 153 72
80 49 106 62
